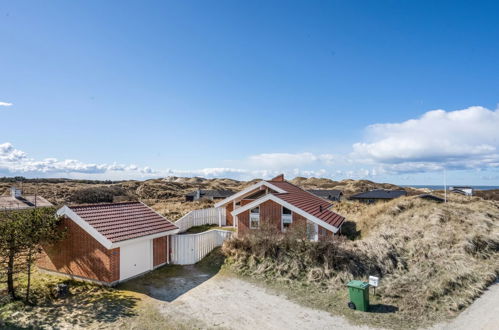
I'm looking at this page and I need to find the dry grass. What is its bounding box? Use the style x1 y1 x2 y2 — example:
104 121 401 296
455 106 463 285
222 196 499 327
0 267 201 329
0 268 141 329
148 198 215 221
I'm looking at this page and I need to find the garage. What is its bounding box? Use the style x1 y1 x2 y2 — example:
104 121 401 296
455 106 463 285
120 240 152 281
41 202 179 285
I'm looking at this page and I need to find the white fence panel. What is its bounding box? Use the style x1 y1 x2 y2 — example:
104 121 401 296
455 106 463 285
170 230 233 265
175 207 226 233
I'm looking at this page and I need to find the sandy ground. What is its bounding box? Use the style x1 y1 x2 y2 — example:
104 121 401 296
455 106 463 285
429 280 499 330
145 268 499 330
159 275 373 330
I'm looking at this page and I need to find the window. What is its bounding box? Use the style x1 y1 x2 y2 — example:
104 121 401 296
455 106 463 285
282 207 292 231
250 207 260 229
306 221 318 241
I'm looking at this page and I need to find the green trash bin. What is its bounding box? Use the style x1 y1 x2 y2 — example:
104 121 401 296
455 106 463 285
347 280 370 311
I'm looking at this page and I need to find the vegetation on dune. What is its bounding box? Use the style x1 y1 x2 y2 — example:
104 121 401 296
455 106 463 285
69 185 133 204
475 189 499 201
183 224 218 234
182 224 237 234
291 177 417 195
222 196 499 326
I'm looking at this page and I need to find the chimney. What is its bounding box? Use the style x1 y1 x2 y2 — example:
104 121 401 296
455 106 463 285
10 187 22 199
271 174 285 182
196 189 201 200
319 205 323 213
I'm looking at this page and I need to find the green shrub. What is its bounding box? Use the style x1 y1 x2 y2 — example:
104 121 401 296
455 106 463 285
69 186 133 204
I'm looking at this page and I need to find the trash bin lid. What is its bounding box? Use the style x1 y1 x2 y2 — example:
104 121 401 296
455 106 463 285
347 280 369 289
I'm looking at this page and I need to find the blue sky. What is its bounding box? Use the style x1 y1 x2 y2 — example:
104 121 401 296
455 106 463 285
1 1 499 185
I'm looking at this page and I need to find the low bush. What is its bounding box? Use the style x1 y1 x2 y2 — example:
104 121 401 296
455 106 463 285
69 186 133 204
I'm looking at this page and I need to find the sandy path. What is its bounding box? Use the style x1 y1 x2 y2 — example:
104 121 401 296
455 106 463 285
158 274 374 330
429 280 499 330
120 264 499 330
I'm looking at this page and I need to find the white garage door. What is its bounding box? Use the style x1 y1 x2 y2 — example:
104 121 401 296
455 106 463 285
120 240 152 281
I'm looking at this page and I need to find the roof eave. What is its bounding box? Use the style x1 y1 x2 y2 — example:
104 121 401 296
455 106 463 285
214 180 287 208
59 203 179 250
58 205 114 249
109 228 180 249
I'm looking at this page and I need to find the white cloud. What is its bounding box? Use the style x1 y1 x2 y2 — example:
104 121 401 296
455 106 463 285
0 143 27 162
352 106 499 173
0 102 13 107
166 167 337 181
248 152 336 168
0 142 155 177
167 168 249 178
0 142 339 181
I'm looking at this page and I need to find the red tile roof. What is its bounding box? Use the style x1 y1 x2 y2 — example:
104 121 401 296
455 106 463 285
69 202 177 243
268 180 345 228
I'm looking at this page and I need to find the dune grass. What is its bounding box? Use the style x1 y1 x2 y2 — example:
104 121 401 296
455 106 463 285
222 195 499 328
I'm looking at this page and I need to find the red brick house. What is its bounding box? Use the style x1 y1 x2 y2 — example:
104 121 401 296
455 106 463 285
38 202 178 286
214 175 345 240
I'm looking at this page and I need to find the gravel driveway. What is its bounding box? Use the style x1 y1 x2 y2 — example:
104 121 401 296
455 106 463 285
158 274 373 330
125 264 499 330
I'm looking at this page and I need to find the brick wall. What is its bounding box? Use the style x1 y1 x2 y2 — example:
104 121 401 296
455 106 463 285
260 200 282 230
318 225 334 241
291 212 307 232
236 207 249 236
153 236 167 267
37 216 120 284
237 200 308 236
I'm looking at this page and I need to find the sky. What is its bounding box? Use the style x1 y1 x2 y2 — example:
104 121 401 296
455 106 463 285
1 1 499 185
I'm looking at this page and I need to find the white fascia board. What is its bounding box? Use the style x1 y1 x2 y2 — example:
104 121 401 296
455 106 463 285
214 181 287 208
231 194 273 216
57 205 114 249
231 195 340 233
58 205 180 250
110 228 179 249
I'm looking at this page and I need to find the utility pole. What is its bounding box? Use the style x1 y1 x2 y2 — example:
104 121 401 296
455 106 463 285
34 182 38 208
444 168 447 203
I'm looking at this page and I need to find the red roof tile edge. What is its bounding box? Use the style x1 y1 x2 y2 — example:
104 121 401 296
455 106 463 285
267 180 346 229
67 201 178 243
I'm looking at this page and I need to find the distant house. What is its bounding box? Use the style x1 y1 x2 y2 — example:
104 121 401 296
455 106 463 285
418 194 445 203
349 189 407 204
214 174 345 241
185 189 234 202
449 186 473 196
38 202 179 285
0 187 53 210
307 189 343 201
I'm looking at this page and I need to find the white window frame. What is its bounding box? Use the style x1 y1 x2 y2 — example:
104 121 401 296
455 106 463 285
249 206 260 229
281 206 293 232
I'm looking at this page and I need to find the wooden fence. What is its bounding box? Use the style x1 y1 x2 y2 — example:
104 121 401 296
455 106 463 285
175 207 226 233
170 230 233 265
